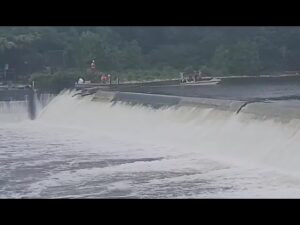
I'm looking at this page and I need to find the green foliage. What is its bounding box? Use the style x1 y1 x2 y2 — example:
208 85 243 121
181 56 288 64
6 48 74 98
210 45 230 74
211 41 261 75
230 41 261 75
1 26 300 89
30 69 83 93
111 67 180 82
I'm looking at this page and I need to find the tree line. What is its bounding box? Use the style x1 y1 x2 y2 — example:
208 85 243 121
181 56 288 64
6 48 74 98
0 26 300 81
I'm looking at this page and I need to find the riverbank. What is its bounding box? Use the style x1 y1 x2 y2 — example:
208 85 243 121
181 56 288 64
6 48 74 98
30 68 300 93
29 68 181 93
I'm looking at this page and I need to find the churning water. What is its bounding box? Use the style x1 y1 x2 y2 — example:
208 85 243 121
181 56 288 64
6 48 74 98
2 90 300 198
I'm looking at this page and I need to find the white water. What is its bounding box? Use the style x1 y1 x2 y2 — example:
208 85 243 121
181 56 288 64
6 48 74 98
0 101 29 122
0 93 54 122
2 90 300 198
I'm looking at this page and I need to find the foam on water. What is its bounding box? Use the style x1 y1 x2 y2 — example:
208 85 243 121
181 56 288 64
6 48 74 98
0 93 54 123
2 90 300 198
37 90 300 175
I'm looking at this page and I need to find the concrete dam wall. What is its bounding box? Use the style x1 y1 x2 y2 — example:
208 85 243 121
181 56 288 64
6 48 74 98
92 90 300 120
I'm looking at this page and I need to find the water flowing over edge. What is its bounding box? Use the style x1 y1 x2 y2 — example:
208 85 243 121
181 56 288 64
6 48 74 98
8 90 295 178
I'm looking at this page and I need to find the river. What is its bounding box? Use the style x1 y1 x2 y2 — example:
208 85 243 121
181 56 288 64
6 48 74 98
2 78 300 198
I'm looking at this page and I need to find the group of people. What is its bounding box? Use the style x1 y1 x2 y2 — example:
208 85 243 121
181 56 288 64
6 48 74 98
92 59 112 84
76 60 112 85
100 73 111 84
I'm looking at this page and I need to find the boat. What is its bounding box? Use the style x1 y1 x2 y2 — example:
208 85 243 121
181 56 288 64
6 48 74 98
180 77 221 86
74 81 111 90
179 71 221 86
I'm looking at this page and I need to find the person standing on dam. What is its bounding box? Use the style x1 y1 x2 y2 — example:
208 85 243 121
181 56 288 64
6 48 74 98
77 77 85 84
107 74 111 84
91 59 96 71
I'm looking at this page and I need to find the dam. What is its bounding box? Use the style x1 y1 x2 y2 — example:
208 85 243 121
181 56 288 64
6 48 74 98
2 77 300 198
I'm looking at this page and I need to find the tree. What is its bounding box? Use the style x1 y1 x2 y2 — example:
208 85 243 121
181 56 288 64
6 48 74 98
228 40 261 75
210 45 231 75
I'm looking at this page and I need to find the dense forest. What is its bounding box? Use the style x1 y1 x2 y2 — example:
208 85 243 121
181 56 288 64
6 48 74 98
1 26 300 90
